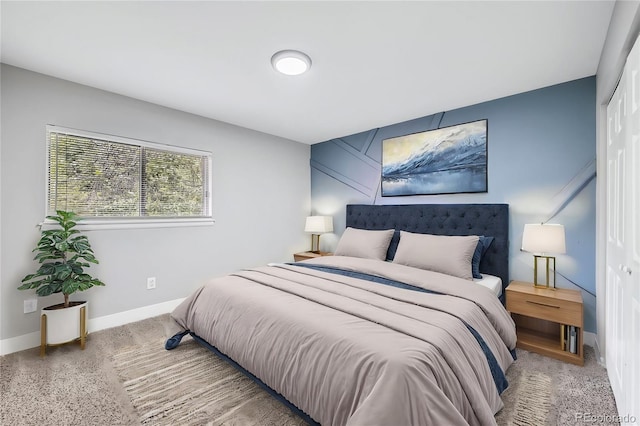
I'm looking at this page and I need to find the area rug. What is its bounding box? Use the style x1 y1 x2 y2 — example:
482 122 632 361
511 371 552 425
112 337 306 426
112 336 554 426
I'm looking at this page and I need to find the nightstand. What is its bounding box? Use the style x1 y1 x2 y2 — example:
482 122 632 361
293 251 332 262
506 281 584 365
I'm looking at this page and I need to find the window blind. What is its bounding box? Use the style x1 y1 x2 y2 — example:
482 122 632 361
47 126 212 220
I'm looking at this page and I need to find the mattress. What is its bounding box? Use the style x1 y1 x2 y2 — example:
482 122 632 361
475 274 503 297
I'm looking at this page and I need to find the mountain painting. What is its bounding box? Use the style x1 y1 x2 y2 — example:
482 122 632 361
381 119 487 196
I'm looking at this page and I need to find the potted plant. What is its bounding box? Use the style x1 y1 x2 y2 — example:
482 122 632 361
18 210 105 354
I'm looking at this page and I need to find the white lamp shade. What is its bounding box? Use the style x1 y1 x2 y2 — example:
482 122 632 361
304 216 333 234
521 223 566 254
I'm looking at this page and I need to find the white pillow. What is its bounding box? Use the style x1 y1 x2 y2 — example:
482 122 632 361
392 231 479 280
334 227 394 260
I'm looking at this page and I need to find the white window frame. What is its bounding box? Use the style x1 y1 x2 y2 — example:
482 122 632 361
44 125 214 231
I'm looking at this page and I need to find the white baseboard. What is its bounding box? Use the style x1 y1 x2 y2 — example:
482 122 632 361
0 331 41 357
590 332 605 366
0 298 185 356
88 298 185 332
583 331 597 349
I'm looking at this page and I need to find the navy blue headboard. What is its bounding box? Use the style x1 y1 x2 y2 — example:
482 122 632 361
346 204 509 297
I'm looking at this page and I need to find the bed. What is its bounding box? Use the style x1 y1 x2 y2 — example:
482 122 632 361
167 203 516 426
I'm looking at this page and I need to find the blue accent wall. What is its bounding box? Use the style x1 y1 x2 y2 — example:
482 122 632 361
311 77 597 332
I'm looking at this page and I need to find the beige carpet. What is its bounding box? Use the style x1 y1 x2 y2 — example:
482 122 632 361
0 314 619 425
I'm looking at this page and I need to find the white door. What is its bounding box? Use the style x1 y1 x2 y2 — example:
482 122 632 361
606 58 627 420
606 33 640 425
626 32 640 424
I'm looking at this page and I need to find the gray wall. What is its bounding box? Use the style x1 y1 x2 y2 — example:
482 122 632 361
311 77 597 332
0 64 311 340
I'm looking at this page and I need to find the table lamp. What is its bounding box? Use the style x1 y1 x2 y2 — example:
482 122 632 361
521 223 566 288
305 216 333 253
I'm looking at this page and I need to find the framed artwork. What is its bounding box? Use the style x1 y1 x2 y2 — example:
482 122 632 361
381 119 487 196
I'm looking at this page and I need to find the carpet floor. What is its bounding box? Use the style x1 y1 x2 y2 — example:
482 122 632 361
0 314 619 425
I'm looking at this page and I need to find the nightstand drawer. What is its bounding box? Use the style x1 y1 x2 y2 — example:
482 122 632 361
506 290 582 326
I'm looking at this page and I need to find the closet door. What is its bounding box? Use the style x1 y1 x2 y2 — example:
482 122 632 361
606 60 627 418
606 33 639 424
626 33 640 423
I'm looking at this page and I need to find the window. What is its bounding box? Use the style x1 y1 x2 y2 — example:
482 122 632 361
46 125 212 228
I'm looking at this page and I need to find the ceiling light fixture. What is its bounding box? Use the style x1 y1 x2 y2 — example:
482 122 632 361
271 50 312 76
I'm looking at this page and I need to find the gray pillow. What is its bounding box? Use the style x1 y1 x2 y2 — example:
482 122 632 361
334 227 394 260
392 231 479 280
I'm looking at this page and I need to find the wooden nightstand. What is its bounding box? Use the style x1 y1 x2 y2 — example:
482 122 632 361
293 251 332 262
506 281 584 365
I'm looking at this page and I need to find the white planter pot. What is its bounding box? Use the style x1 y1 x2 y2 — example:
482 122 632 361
41 301 88 345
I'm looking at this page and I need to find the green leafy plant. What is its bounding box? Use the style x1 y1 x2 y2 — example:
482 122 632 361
18 210 105 308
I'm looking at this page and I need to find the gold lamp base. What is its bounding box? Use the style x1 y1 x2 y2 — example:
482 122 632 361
310 234 321 253
533 255 557 289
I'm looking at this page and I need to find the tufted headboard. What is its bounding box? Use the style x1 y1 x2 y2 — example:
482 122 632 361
346 204 509 298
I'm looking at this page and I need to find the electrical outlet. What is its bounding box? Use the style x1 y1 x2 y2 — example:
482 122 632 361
146 277 156 290
24 299 38 314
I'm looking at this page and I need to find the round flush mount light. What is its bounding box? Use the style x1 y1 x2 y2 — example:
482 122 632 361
271 50 312 76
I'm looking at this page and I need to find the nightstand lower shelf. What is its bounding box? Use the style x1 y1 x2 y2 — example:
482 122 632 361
515 326 583 365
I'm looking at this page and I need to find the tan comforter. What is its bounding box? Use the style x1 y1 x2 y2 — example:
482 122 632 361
170 256 517 426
